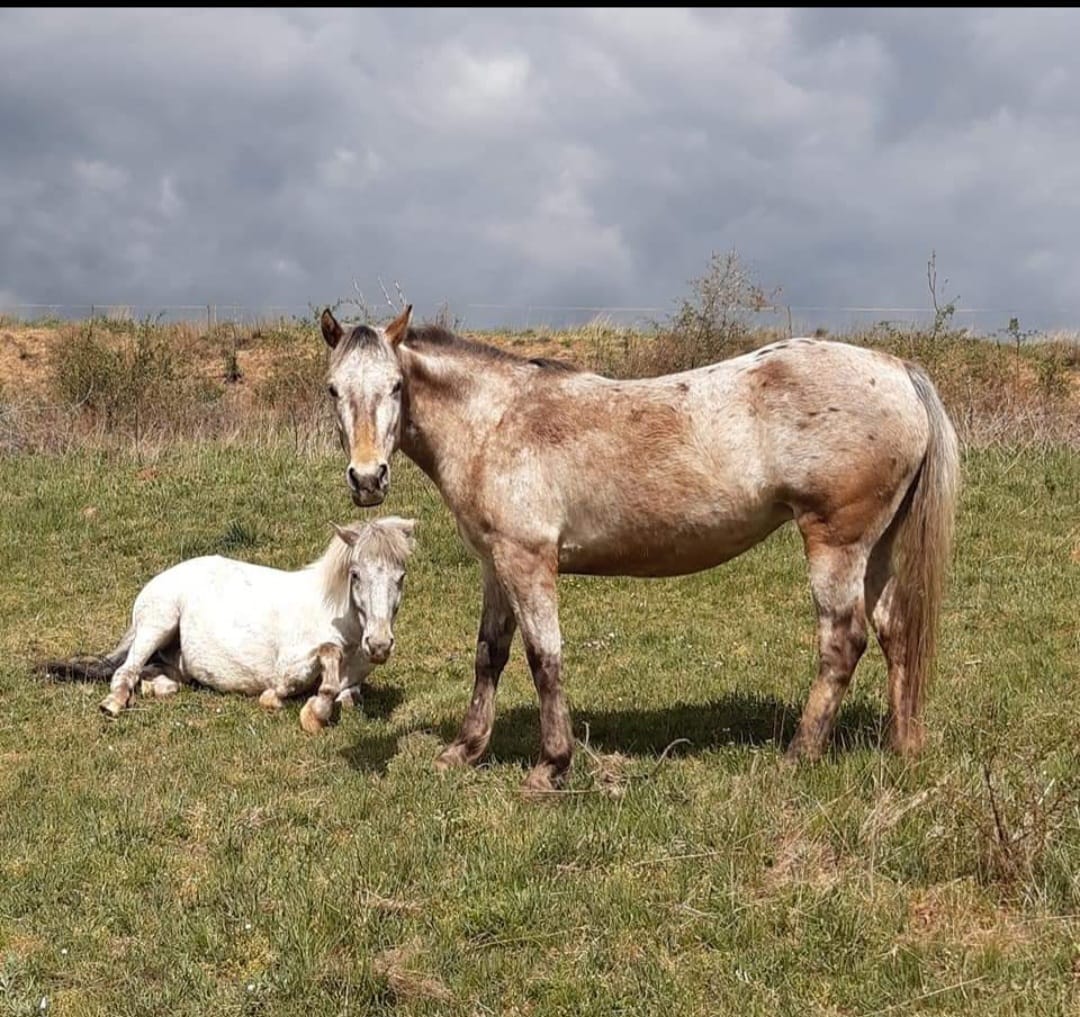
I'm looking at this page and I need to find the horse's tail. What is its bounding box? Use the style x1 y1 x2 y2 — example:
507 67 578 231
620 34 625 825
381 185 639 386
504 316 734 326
891 363 961 749
36 626 135 683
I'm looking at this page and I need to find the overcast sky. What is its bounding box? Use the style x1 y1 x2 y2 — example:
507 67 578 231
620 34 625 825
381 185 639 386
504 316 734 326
2 8 1078 330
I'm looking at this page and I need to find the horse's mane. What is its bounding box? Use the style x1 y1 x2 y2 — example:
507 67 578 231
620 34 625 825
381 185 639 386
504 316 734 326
403 324 578 372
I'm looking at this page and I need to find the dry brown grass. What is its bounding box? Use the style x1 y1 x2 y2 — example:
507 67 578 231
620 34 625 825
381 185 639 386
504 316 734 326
0 315 1077 454
372 940 454 1004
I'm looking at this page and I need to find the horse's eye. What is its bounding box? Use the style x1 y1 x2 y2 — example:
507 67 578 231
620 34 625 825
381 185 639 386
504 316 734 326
391 381 402 396
327 384 339 399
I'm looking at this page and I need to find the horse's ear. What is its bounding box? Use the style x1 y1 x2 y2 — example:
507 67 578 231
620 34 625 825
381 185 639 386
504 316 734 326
385 304 413 347
332 522 358 546
321 308 344 349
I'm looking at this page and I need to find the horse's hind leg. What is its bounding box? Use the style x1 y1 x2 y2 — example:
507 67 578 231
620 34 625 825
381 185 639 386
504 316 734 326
436 565 516 771
100 615 180 717
865 537 920 755
786 534 870 762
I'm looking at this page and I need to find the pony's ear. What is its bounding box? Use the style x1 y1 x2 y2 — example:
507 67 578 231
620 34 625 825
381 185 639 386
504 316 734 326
377 516 418 552
377 516 418 537
332 522 359 546
384 304 413 347
321 308 344 349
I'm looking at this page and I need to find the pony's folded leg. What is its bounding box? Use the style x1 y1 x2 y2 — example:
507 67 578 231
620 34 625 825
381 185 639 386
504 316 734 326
299 643 345 733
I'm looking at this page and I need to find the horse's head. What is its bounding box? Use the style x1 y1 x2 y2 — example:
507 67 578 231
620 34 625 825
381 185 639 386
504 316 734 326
333 516 417 664
321 304 412 507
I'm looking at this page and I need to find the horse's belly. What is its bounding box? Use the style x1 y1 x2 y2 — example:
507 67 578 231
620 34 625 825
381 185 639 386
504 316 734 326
179 650 274 696
557 505 791 578
177 614 309 696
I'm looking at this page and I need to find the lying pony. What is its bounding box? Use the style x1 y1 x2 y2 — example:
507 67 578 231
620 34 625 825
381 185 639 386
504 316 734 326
41 516 417 732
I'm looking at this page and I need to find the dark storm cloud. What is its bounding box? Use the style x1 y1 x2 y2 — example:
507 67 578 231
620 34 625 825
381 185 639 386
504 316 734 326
1 8 1078 328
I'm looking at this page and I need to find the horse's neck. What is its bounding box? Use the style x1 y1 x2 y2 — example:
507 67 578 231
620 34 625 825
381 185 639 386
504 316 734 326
399 351 512 505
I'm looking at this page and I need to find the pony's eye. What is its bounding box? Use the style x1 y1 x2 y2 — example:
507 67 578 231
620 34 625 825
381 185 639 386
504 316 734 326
391 380 402 396
327 384 339 399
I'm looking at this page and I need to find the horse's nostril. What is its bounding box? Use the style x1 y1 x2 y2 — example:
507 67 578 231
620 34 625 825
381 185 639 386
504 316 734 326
376 462 389 485
346 466 361 493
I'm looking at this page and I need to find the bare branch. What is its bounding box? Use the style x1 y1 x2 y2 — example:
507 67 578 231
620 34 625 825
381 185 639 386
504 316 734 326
377 276 398 313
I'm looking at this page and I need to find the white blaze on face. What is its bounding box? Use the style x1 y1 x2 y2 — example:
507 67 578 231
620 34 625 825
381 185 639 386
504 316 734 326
329 351 402 466
350 560 405 661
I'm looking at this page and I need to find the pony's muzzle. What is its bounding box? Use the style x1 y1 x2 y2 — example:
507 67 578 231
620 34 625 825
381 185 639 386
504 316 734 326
346 461 389 507
362 634 394 664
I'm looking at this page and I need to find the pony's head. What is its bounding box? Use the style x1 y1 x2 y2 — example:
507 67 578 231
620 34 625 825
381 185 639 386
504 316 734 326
321 305 412 507
331 516 417 664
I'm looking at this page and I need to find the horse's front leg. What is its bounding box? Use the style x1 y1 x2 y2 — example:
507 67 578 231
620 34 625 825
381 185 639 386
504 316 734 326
335 655 373 712
436 564 516 771
495 544 573 793
299 643 344 734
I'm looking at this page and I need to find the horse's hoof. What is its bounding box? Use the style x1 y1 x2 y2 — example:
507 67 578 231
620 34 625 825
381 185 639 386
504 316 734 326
521 765 562 798
434 744 469 772
141 677 179 699
782 737 823 766
258 689 283 712
299 696 334 734
99 692 128 718
336 689 362 712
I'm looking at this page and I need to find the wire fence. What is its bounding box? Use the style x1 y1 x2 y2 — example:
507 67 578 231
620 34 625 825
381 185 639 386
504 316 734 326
2 301 1079 336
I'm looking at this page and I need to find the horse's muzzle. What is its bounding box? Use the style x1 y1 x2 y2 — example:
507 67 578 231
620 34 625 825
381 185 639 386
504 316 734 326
363 635 394 664
346 462 389 507
351 489 386 508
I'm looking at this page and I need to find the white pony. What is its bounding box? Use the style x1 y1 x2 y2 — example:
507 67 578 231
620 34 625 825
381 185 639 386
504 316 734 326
41 517 417 732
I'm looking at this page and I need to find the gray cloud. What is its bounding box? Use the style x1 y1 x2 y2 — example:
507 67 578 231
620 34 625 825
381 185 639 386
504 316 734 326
1 8 1078 329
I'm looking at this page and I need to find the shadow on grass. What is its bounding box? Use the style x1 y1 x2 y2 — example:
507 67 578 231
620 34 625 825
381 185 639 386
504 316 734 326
339 689 888 774
358 680 405 721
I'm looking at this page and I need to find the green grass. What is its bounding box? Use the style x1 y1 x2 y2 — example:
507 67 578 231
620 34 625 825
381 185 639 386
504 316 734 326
1 445 1077 1015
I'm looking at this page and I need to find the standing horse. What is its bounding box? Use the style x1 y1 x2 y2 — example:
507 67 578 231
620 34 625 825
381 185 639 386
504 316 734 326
41 517 417 732
320 306 959 791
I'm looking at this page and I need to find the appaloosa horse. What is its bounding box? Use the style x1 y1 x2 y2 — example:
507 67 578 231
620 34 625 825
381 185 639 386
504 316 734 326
320 306 959 791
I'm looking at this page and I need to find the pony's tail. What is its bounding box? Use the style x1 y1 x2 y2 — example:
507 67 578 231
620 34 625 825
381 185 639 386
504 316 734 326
36 626 135 683
891 364 961 752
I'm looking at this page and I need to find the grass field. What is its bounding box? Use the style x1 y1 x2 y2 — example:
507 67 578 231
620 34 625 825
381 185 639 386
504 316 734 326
1 441 1077 1015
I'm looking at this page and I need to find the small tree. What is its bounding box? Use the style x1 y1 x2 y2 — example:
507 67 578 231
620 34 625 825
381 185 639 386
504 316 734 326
926 249 960 340
667 250 779 367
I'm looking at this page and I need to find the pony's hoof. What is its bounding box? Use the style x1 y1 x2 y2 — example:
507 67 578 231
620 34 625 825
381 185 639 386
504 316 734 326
140 676 180 698
299 695 335 734
99 691 129 718
336 688 363 712
434 744 469 772
258 689 284 712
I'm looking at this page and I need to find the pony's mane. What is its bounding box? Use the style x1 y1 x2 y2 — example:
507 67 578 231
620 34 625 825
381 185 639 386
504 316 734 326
403 324 578 372
314 518 414 610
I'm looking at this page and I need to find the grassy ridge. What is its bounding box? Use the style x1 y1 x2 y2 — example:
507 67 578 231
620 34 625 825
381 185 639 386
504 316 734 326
2 315 1078 455
1 445 1077 1015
